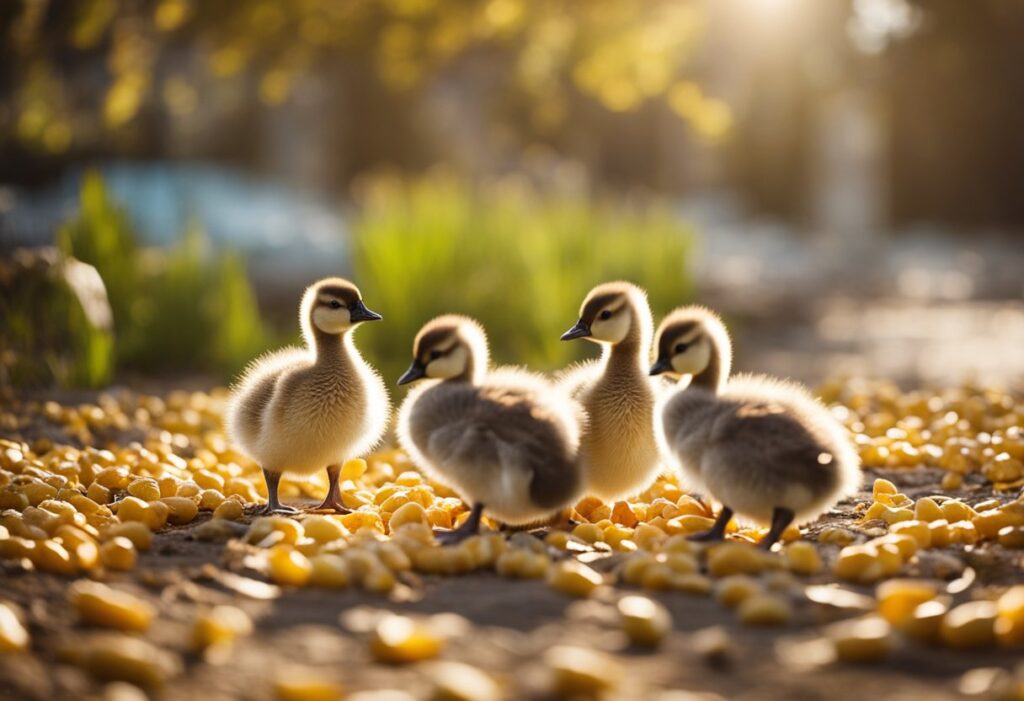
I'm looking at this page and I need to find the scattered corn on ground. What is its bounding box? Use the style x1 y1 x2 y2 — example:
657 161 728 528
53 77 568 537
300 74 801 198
0 381 1023 700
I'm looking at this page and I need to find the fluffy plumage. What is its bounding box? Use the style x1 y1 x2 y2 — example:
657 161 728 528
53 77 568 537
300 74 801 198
651 306 861 546
397 316 583 534
225 277 389 512
557 281 662 502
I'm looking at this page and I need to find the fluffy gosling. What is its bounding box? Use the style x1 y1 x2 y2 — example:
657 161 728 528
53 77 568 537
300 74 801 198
226 277 389 514
396 315 584 544
650 306 861 548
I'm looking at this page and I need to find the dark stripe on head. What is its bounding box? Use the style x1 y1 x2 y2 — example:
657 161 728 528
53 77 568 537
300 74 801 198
658 320 699 357
317 284 361 305
581 292 623 323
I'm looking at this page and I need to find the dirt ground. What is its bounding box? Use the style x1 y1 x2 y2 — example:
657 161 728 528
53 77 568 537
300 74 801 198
1 466 1022 701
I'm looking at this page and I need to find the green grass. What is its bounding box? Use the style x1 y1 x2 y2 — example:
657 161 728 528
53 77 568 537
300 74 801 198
351 173 694 386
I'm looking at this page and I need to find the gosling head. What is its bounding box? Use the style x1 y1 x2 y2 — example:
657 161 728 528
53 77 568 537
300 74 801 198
398 315 489 385
650 306 732 389
301 277 382 341
561 281 649 346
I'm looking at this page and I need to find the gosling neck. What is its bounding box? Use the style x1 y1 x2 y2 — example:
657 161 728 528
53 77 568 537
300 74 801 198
688 342 727 393
452 348 489 385
311 327 356 368
603 304 652 376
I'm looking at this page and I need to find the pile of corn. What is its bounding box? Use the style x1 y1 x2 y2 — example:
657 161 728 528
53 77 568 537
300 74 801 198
0 381 1023 695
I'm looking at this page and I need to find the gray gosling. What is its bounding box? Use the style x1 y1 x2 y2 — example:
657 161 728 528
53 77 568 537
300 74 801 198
558 281 661 502
396 315 584 545
226 277 389 514
650 306 861 549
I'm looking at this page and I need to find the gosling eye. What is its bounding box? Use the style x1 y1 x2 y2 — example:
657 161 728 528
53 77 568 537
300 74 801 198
674 342 689 354
429 350 442 361
328 300 343 310
599 309 613 321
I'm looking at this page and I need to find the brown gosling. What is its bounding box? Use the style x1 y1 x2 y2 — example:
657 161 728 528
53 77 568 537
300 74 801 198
650 305 861 549
226 277 389 514
558 281 661 503
396 315 584 545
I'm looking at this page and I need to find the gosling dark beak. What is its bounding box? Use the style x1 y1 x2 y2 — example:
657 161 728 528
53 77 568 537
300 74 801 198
649 358 672 376
560 319 591 341
397 359 427 386
350 300 383 323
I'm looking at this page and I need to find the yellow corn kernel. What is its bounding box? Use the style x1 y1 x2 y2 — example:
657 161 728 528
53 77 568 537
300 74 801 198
94 466 130 490
99 537 137 571
369 615 443 663
994 586 1024 646
77 634 182 688
571 523 604 544
707 543 766 578
192 605 253 650
941 500 977 522
213 498 244 521
611 501 640 528
617 595 671 647
362 565 397 593
899 600 950 642
671 573 713 595
941 601 997 649
545 645 622 698
192 469 225 491
299 515 344 544
86 482 111 505
737 593 792 626
828 616 893 663
639 563 675 590
602 524 634 550
928 519 952 548
0 602 29 652
818 526 857 546
426 660 500 701
176 481 201 498
784 541 822 575
667 514 716 535
889 520 931 548
633 523 666 550
341 458 368 481
914 497 944 523
161 496 198 524
308 554 351 588
395 471 422 487
0 491 30 510
872 478 897 497
876 579 938 626
198 489 225 510
619 552 658 585
157 476 178 498
102 521 152 551
340 510 384 534
714 575 762 609
32 539 77 575
547 560 602 597
274 675 343 701
998 526 1024 549
835 545 884 583
941 472 963 491
70 581 154 631
388 501 428 531
267 545 312 586
127 478 161 502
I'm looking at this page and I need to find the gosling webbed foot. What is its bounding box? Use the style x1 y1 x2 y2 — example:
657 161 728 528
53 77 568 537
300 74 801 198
260 502 301 516
433 502 485 547
312 463 351 514
687 505 734 543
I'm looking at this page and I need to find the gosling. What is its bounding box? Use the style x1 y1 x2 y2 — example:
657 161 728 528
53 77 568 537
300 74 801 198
650 306 861 548
558 281 661 502
396 315 584 544
226 277 389 514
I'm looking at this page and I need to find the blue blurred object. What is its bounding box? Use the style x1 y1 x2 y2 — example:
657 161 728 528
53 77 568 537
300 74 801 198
0 162 349 295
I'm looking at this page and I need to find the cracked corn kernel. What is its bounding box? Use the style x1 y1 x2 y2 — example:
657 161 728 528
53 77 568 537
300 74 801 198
191 605 253 650
872 478 897 497
161 496 199 524
369 615 442 663
0 602 29 652
737 593 792 626
127 478 161 502
341 458 368 481
70 581 154 632
388 501 428 531
941 601 998 649
547 560 603 597
618 595 671 647
308 554 351 588
545 645 622 697
302 516 347 544
914 497 944 523
267 545 312 586
671 573 713 595
828 616 893 663
707 543 766 578
102 521 152 551
427 660 501 701
571 523 604 544
32 539 76 575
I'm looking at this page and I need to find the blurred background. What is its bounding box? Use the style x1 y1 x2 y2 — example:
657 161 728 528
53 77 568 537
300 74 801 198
1 0 1023 391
